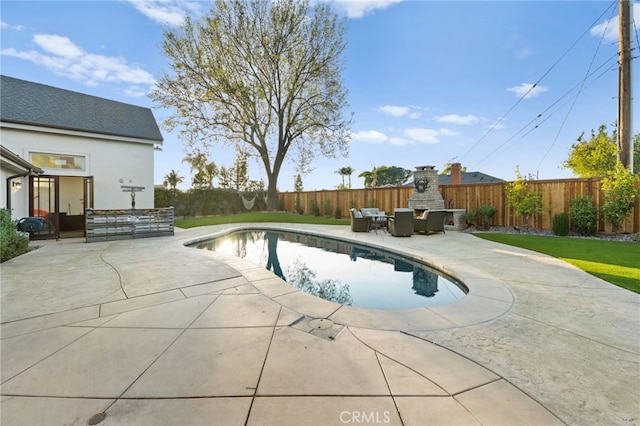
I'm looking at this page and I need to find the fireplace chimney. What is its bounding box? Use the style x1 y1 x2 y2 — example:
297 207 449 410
451 162 462 185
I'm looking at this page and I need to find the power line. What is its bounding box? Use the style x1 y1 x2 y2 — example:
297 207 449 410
535 2 617 172
471 53 618 170
458 0 617 164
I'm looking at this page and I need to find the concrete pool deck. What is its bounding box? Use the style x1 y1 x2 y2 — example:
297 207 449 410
1 224 638 425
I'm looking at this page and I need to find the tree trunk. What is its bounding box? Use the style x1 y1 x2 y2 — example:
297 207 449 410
267 179 279 211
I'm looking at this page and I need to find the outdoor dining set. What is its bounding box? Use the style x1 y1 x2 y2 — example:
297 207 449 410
349 207 446 237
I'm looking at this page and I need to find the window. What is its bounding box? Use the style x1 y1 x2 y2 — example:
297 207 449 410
31 152 86 171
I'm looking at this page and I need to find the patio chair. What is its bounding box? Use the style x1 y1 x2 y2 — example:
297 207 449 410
350 208 371 232
414 210 446 234
387 208 414 237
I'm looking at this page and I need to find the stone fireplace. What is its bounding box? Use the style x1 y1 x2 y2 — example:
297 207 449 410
407 165 466 230
408 165 445 211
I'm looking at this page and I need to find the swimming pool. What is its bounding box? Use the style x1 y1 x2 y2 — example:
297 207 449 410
191 230 468 310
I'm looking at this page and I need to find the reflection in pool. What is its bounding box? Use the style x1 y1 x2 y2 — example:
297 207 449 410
191 230 467 310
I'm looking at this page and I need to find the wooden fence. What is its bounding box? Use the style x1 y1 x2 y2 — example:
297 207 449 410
278 178 639 234
86 207 174 242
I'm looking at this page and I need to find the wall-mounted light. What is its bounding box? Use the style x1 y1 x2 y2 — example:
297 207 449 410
154 144 163 152
12 181 22 192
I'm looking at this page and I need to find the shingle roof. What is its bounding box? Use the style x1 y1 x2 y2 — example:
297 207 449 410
437 171 503 184
0 75 163 142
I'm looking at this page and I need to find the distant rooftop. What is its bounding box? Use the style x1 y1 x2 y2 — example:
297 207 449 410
438 171 503 185
0 75 163 142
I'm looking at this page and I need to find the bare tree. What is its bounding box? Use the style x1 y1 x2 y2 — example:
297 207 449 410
151 0 351 210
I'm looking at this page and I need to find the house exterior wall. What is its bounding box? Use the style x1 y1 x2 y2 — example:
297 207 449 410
1 123 156 218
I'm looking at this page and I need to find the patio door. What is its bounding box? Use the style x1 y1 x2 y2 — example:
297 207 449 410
29 175 59 239
29 175 94 239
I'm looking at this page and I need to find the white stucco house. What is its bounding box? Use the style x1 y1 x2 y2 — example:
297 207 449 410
1 75 163 238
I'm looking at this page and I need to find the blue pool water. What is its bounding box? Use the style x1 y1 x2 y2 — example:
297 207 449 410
191 230 467 310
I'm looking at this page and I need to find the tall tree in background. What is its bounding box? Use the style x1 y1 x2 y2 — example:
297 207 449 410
229 147 249 191
183 150 218 188
359 166 411 187
151 0 351 210
335 166 355 188
163 169 184 191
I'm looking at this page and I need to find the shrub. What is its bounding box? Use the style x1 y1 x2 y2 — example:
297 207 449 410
600 162 640 233
334 206 342 219
505 168 544 228
460 209 477 228
570 196 598 236
1 209 29 263
295 194 304 214
552 212 570 236
309 199 321 217
476 205 497 230
322 199 333 217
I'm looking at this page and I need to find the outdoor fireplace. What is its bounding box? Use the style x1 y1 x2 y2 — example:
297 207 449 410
408 166 445 211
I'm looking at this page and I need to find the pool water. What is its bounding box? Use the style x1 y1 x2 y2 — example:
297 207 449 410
191 230 467 310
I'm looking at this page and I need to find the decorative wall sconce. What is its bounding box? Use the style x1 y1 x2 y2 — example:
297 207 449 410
12 181 22 192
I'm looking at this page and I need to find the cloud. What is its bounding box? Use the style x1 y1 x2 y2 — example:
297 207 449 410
507 82 548 99
330 0 402 18
126 0 202 25
438 128 459 137
34 34 83 58
404 128 440 144
351 130 388 144
591 3 640 42
1 34 155 92
1 21 24 31
378 104 422 119
435 114 479 125
378 105 409 117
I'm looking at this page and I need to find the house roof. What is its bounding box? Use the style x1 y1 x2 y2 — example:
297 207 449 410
437 171 504 184
0 145 44 175
404 171 504 187
0 75 163 143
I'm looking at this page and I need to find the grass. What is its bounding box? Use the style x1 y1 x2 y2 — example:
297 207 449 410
473 233 640 294
175 212 349 228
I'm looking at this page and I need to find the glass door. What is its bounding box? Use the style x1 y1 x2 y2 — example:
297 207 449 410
29 176 59 239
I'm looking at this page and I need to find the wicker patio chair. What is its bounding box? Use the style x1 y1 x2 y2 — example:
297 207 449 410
350 208 371 232
413 210 446 234
387 208 414 237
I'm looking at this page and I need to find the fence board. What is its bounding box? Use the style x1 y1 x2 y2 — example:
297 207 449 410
279 178 639 233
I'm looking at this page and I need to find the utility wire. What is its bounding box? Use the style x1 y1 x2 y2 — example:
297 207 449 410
534 2 616 172
472 53 618 170
458 0 617 164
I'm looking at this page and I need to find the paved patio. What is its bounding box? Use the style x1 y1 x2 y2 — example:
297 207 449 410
1 224 638 425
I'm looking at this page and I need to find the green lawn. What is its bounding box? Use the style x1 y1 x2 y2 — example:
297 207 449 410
175 212 349 228
473 234 640 294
